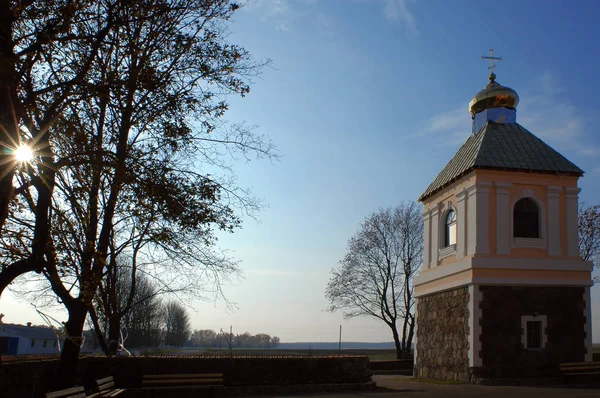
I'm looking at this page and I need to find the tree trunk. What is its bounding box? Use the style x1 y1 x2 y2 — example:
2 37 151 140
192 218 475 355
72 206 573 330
0 1 17 229
405 315 415 358
389 322 403 360
56 301 87 389
88 307 109 354
400 310 417 358
107 313 122 355
401 313 409 353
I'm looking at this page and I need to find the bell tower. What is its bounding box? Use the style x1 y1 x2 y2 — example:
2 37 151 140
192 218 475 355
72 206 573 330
413 50 593 382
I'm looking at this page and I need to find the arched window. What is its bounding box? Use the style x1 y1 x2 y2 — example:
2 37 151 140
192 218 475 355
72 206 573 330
514 198 540 238
444 209 457 247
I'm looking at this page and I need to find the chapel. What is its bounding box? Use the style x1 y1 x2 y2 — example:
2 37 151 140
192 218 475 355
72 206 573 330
413 51 594 382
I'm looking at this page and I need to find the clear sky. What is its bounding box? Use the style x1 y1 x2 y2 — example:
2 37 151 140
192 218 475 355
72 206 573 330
2 0 600 344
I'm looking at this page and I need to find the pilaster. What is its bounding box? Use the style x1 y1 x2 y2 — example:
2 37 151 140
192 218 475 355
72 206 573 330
495 182 512 255
565 188 580 257
584 287 593 361
456 190 467 259
430 207 440 267
547 186 562 256
467 181 492 255
467 186 477 256
423 210 432 269
468 284 482 367
413 297 419 369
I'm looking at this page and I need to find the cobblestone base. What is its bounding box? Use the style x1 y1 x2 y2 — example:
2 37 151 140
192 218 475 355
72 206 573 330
415 287 470 381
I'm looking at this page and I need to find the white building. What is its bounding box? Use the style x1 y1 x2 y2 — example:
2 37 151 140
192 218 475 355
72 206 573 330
0 322 61 355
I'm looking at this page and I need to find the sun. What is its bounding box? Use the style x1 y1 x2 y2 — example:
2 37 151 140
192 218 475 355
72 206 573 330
14 144 34 163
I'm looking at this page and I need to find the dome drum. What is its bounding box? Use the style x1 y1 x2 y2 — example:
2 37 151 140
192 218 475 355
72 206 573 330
473 107 516 134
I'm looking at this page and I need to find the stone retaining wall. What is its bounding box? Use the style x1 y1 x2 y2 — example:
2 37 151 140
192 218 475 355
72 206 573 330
415 287 470 381
1 355 372 398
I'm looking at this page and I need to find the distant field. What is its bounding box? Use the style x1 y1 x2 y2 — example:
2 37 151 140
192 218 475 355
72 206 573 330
175 348 399 361
0 348 399 361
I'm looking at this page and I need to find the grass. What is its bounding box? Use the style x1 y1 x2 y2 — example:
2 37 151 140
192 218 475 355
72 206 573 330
179 348 399 361
366 352 400 361
138 348 182 356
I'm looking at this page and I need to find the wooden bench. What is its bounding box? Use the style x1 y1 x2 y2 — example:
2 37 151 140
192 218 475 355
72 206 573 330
45 386 86 398
88 376 125 397
560 361 600 376
559 362 600 387
142 373 224 387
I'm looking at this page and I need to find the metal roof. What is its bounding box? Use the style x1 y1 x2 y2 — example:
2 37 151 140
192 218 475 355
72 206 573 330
0 323 57 340
419 122 584 202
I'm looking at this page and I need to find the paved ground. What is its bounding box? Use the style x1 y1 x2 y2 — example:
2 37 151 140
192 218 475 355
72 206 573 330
372 375 600 397
249 375 600 398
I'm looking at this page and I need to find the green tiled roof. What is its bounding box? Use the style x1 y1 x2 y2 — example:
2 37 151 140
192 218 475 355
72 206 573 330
419 122 584 202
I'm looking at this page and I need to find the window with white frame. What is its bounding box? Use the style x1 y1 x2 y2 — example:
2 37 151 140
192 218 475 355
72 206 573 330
521 315 547 350
444 209 457 247
514 198 540 238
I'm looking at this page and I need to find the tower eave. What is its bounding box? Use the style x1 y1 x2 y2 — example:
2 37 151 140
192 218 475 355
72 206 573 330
419 122 584 202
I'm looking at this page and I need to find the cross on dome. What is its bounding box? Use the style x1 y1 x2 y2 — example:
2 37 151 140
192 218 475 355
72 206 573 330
481 48 502 80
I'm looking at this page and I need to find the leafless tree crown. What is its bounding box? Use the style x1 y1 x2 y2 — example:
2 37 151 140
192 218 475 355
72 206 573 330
325 201 423 358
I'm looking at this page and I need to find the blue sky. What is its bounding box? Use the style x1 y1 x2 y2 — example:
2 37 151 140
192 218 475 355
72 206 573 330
3 0 600 343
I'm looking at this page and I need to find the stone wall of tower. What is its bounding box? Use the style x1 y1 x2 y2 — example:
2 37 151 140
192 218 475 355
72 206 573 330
415 287 470 381
477 286 587 378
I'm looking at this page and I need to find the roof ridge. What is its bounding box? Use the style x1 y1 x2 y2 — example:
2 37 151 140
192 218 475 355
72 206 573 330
471 121 492 166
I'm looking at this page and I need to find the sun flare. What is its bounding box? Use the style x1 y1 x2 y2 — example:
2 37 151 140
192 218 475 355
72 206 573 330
14 144 34 162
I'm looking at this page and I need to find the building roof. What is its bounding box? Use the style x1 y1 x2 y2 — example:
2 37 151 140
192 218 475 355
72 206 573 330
0 323 58 340
419 122 584 202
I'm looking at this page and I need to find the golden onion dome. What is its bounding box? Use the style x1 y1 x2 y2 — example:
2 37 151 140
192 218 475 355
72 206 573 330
469 73 520 115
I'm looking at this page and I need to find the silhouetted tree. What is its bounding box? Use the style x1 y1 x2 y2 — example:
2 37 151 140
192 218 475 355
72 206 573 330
190 329 219 347
0 0 118 296
122 276 164 349
270 336 281 348
164 301 190 347
326 202 423 359
91 267 166 352
188 329 281 349
579 202 600 283
0 0 273 386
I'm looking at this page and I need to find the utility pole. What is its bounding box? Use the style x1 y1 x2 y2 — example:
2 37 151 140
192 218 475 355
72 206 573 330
339 325 342 352
229 325 233 357
220 327 233 356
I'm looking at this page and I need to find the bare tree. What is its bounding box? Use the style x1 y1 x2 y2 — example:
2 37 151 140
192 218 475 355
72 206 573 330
121 275 164 349
164 301 190 347
270 335 280 348
190 329 219 347
0 0 120 296
326 202 423 359
579 202 600 283
91 262 170 353
0 0 274 386
187 329 281 349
